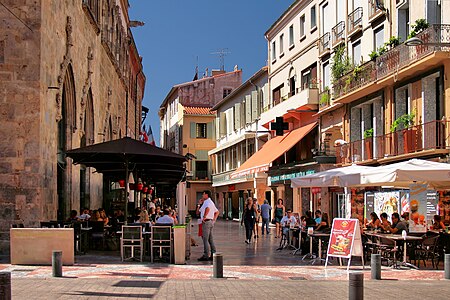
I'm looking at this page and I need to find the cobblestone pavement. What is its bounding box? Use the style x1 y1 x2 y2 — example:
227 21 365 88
2 220 450 299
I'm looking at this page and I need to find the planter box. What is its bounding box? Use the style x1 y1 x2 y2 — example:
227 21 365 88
10 228 74 265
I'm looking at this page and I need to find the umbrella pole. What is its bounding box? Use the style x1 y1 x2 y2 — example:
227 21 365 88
124 162 128 225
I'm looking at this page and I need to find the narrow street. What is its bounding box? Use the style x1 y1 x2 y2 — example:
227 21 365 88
1 220 449 299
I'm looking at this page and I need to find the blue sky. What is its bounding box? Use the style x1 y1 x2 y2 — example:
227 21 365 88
129 0 292 145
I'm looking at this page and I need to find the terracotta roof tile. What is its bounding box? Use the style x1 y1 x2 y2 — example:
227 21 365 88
183 107 215 115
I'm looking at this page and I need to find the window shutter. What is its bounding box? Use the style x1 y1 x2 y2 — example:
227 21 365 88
234 103 241 130
219 112 226 137
251 90 258 121
190 122 196 138
206 122 212 139
191 160 196 178
212 119 216 140
245 95 251 124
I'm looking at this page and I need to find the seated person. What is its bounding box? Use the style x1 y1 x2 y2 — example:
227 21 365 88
79 208 91 221
155 209 174 225
304 210 317 228
315 212 330 232
314 210 322 225
382 212 407 234
379 212 391 231
280 209 296 236
67 210 79 222
114 209 125 223
431 214 446 230
401 212 410 222
149 207 157 224
90 210 100 222
98 208 109 226
366 212 381 229
137 209 151 224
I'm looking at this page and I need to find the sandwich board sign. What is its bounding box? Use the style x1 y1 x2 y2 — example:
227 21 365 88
325 218 364 270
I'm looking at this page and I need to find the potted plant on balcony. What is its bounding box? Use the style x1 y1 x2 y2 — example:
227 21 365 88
390 111 416 154
319 86 330 108
363 128 374 160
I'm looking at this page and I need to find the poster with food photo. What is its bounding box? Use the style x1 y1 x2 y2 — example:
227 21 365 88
374 191 399 223
327 219 357 258
409 184 427 233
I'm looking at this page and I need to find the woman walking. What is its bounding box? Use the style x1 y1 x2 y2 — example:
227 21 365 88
241 197 257 244
274 199 285 238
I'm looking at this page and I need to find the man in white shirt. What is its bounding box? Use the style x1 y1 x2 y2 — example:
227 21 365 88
155 209 174 225
280 209 297 236
196 190 219 261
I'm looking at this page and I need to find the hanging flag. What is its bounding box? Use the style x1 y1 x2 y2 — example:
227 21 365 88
140 124 149 143
147 124 156 146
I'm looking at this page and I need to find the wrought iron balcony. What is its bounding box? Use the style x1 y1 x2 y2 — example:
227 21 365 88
335 120 450 164
376 24 450 80
347 7 363 36
332 61 376 100
332 21 345 48
319 32 331 57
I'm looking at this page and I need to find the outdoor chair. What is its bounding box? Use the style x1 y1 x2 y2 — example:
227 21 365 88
120 225 144 262
90 221 106 250
377 236 399 267
151 225 173 263
415 234 440 269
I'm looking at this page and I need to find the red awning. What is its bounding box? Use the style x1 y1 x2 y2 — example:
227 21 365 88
230 122 318 179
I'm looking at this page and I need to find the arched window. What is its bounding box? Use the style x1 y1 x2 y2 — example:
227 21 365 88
57 64 76 221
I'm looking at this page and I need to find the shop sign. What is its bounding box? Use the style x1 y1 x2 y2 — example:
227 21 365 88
228 184 235 191
270 170 315 183
326 218 364 270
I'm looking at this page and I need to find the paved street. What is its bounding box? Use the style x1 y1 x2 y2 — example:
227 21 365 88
2 220 449 299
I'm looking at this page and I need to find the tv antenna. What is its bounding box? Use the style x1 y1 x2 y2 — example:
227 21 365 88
211 48 231 71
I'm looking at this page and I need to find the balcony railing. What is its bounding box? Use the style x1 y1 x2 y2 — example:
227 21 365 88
335 120 449 164
332 21 345 48
319 32 331 56
348 7 363 35
368 0 384 20
333 61 376 99
376 24 450 80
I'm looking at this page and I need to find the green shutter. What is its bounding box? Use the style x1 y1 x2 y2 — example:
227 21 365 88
245 95 251 124
234 103 241 130
251 90 258 121
206 122 212 139
190 122 196 138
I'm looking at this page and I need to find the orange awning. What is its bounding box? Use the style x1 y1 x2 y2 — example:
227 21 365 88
230 122 318 179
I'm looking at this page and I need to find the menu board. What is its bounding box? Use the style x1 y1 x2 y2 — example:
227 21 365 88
364 193 374 221
327 219 356 258
409 184 427 233
351 189 365 225
326 218 364 270
439 191 450 224
426 191 438 219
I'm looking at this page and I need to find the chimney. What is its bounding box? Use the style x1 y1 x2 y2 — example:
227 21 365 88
211 69 226 76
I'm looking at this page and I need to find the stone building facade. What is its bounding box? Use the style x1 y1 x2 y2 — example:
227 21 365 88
0 0 145 253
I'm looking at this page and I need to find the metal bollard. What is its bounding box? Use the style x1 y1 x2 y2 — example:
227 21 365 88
0 272 11 300
371 254 381 280
445 254 450 280
349 272 364 300
213 253 223 278
52 250 63 277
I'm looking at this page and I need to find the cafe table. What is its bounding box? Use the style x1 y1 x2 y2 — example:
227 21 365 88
302 231 330 264
365 231 423 269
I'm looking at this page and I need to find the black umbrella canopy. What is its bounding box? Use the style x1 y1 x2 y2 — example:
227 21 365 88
66 137 187 184
66 137 186 166
66 137 187 221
